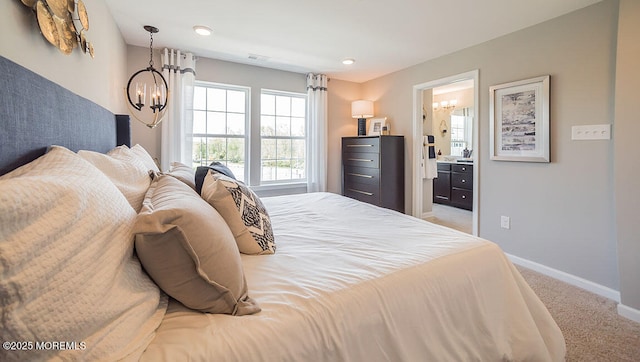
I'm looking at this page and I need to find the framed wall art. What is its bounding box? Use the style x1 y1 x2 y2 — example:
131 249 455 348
368 117 387 136
489 75 550 162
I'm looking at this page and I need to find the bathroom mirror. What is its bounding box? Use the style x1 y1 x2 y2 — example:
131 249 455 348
450 107 473 158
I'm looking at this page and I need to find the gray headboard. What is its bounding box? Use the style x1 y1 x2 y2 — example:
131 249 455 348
0 55 131 175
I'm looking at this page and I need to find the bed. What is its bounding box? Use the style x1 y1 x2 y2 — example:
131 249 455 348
0 55 566 361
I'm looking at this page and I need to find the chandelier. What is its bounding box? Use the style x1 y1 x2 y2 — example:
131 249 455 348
124 25 169 129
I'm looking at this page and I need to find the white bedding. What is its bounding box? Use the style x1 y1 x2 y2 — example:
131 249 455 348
141 192 565 361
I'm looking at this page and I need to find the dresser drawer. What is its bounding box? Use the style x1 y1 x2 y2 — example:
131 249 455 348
341 136 404 212
451 188 472 210
344 181 380 205
452 164 472 173
344 166 380 186
342 137 380 153
437 163 451 171
451 172 473 190
343 152 379 168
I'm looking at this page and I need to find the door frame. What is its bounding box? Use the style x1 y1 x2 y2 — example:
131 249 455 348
411 69 479 235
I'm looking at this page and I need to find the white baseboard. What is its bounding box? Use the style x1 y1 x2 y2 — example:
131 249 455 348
508 254 640 323
421 211 434 219
506 254 621 302
617 304 640 323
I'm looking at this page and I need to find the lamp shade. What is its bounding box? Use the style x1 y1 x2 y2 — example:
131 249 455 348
351 100 374 119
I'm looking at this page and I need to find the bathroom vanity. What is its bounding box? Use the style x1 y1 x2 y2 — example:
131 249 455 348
433 161 473 211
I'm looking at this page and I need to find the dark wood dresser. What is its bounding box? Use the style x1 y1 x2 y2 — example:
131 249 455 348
433 162 473 211
341 136 404 213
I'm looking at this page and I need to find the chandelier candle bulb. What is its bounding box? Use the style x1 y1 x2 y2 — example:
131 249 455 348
135 83 146 107
151 85 158 108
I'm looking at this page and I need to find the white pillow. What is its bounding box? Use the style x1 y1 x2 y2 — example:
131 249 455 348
78 148 151 212
0 146 167 361
130 144 160 173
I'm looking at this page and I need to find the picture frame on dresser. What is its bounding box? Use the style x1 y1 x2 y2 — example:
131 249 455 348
367 117 387 136
489 75 550 162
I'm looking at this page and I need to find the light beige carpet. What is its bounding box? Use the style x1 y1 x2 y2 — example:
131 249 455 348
517 266 640 361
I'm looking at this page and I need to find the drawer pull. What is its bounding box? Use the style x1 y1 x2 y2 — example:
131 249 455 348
461 179 466 183
346 144 374 148
347 158 373 162
348 189 374 196
347 172 373 179
461 195 466 199
461 167 466 171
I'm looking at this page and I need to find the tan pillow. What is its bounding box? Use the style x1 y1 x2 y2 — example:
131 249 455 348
200 171 276 255
133 174 260 316
168 161 196 190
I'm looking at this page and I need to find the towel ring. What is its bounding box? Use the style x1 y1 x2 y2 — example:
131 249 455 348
439 120 448 136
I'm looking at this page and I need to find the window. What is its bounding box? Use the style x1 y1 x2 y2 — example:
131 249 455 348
192 83 249 182
450 115 466 156
450 108 473 157
260 91 306 183
191 83 307 189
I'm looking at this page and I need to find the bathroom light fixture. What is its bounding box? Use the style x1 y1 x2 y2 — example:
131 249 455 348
351 100 374 136
433 99 457 111
342 58 355 65
193 25 212 36
124 25 169 129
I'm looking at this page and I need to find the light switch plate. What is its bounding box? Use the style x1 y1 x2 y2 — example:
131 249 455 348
571 124 611 140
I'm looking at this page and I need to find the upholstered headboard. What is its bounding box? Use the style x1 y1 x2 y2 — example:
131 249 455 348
0 56 131 175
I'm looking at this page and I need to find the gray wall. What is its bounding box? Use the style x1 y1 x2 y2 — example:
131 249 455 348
351 0 624 294
0 0 127 113
614 0 640 312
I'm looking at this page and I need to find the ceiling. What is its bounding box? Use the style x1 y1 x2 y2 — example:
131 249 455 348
104 0 601 83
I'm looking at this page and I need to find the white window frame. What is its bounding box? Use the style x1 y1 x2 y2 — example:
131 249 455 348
259 89 307 185
192 81 250 183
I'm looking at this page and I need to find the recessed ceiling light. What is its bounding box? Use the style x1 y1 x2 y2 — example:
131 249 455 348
342 58 355 65
193 25 212 36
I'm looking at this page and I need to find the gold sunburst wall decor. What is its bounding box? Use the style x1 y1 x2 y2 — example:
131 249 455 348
20 0 94 57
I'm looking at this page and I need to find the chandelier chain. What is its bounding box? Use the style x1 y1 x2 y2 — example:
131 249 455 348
149 31 154 67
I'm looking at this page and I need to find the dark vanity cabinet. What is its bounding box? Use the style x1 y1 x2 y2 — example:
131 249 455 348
433 162 473 211
433 163 451 204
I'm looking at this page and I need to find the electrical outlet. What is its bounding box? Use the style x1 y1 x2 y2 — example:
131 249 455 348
501 216 510 230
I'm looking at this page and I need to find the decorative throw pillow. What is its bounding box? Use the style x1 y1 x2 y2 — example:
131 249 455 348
195 162 237 194
130 144 160 173
200 171 276 255
133 174 261 316
0 146 167 362
78 148 151 212
168 161 196 190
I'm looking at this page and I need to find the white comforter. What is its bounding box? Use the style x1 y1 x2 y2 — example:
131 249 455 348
141 192 565 361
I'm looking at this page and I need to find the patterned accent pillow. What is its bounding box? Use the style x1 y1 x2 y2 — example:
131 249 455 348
200 171 276 255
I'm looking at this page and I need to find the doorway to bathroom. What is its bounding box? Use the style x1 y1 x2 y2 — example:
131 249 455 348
411 70 478 235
